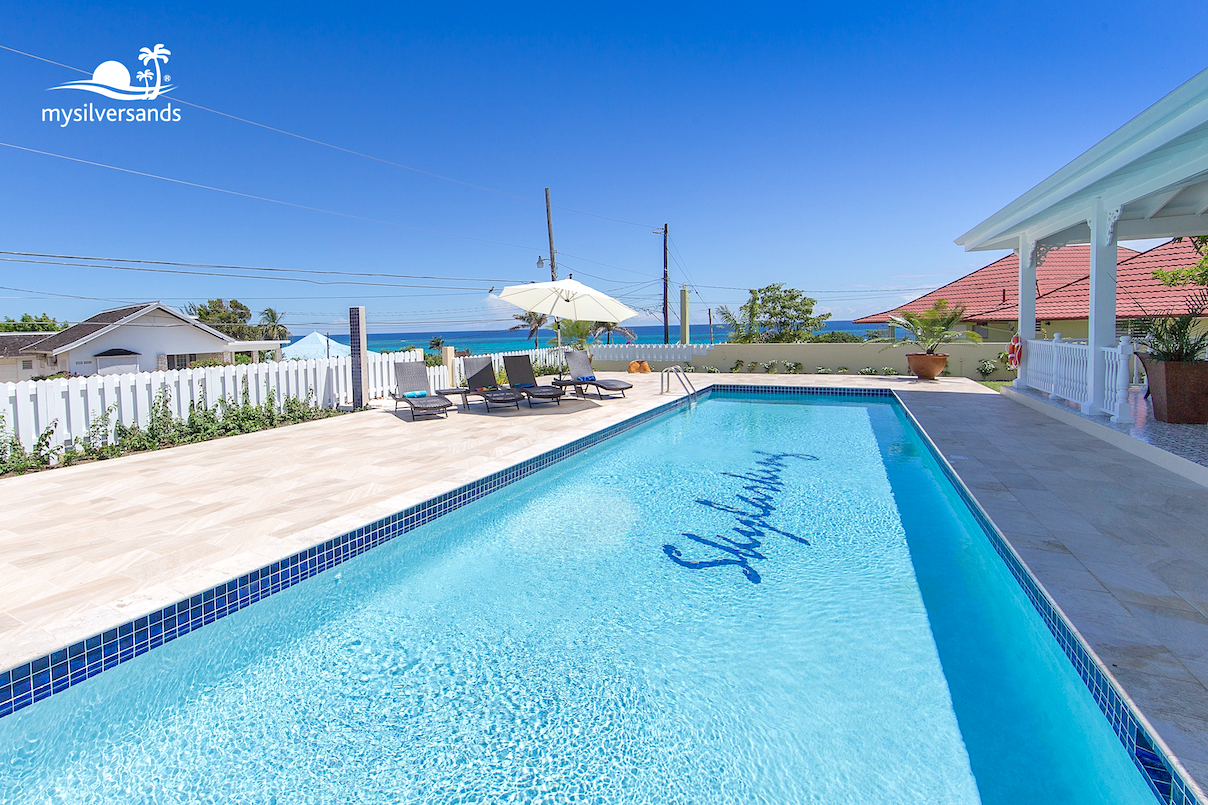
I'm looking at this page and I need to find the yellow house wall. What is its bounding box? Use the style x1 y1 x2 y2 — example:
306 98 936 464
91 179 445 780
592 342 1016 380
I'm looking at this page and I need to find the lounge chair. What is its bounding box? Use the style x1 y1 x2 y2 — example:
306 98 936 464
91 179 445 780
503 354 565 406
440 356 526 412
389 361 454 421
552 350 633 399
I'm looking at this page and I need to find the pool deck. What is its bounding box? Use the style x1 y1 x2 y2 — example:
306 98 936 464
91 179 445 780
1 373 1206 796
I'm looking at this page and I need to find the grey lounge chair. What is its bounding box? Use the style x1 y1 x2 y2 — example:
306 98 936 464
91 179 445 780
450 356 526 412
390 361 454 420
552 350 633 399
503 354 565 406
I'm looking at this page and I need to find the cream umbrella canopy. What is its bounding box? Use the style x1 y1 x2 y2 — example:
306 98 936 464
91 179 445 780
496 278 640 366
496 278 639 324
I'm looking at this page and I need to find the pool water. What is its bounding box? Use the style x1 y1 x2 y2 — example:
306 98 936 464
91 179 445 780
0 394 1156 804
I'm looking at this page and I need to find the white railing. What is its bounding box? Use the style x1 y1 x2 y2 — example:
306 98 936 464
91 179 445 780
1023 335 1133 422
1101 336 1135 424
590 342 713 363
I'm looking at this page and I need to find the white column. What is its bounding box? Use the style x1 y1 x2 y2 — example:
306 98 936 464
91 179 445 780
1015 234 1036 389
1085 198 1119 414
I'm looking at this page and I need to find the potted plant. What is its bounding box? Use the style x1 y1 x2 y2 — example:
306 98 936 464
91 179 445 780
1141 293 1208 423
878 300 981 380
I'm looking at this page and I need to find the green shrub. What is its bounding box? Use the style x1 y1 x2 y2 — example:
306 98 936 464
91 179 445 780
730 360 745 373
857 366 877 375
1 382 343 476
814 367 832 374
881 367 900 376
976 358 998 378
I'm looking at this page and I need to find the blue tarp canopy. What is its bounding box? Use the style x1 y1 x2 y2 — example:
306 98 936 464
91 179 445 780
281 332 360 360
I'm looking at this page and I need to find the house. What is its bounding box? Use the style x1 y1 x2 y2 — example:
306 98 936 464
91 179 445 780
0 333 56 383
853 241 1202 340
1 302 284 381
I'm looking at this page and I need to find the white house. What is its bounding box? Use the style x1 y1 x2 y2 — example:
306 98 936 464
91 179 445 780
1 302 284 381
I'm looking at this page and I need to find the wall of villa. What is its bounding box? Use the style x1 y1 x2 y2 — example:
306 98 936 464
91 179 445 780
591 342 1016 380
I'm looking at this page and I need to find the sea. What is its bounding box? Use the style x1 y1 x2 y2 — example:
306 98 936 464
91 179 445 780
301 321 876 355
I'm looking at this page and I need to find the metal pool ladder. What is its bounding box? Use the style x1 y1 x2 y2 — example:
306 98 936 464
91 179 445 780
660 365 697 405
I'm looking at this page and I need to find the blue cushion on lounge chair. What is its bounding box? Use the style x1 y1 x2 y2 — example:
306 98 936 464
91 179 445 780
404 390 428 398
516 382 536 388
578 375 596 381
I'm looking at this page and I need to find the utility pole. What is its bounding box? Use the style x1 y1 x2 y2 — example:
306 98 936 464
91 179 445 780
662 223 669 344
545 188 557 281
708 308 714 344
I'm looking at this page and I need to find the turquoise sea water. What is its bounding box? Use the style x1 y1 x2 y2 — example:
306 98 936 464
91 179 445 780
0 394 1154 803
296 320 881 355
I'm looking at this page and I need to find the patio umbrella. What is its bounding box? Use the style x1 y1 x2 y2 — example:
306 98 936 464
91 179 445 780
496 278 639 358
496 277 638 325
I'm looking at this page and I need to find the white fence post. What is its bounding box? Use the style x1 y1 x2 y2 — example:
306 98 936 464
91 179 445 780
1110 336 1134 424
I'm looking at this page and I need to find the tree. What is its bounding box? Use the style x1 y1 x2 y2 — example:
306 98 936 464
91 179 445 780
1153 237 1208 287
429 336 445 350
717 283 830 343
185 299 259 340
876 299 981 354
259 308 290 341
0 313 65 332
547 320 594 351
508 311 548 348
589 321 636 344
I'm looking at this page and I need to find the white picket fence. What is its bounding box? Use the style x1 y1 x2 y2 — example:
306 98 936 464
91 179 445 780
1023 335 1135 423
449 346 563 386
590 343 713 362
0 346 577 451
1 349 426 450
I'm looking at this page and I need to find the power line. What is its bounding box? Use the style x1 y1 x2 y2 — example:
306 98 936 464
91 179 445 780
0 250 527 284
0 256 499 290
0 141 543 252
0 42 660 229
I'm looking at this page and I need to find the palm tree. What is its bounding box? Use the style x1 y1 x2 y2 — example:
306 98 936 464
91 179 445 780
258 308 290 341
429 336 445 350
136 69 154 94
717 289 761 343
138 44 171 97
547 320 594 351
508 311 548 348
589 321 636 344
875 300 981 354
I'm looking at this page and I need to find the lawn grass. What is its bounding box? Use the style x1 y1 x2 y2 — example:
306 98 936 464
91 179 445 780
977 380 1013 392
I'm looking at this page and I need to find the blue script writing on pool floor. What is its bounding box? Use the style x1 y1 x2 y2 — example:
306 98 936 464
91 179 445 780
0 395 1156 804
662 449 818 583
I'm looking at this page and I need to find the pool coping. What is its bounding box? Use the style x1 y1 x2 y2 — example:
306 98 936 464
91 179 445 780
0 382 1198 805
892 389 1205 805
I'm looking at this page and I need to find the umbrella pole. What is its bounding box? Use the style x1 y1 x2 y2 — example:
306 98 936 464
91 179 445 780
556 317 563 378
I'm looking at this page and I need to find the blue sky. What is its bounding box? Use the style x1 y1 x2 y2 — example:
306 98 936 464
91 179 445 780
1 1 1204 333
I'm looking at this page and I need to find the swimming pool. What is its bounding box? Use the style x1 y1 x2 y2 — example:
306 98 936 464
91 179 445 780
0 391 1168 802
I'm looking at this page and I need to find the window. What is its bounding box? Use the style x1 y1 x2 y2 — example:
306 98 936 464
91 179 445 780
21 360 32 370
166 354 198 370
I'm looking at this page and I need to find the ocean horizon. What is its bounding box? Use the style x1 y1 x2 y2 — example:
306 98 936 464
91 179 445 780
297 321 881 355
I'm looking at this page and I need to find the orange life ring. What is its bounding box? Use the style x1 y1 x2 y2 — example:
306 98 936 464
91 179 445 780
1007 334 1023 369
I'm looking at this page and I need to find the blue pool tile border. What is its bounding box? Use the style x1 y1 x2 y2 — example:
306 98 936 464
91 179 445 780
0 389 707 721
893 392 1202 805
0 382 1198 805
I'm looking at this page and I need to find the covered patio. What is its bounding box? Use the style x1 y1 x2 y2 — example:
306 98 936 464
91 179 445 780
957 66 1208 424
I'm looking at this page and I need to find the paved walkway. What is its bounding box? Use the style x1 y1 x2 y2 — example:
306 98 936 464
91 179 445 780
901 388 1208 793
2 372 1205 794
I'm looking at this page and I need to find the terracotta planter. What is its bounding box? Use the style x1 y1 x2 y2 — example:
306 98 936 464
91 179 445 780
906 353 948 380
1146 360 1208 424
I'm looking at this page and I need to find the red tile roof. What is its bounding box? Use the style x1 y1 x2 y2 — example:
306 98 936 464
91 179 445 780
853 244 1139 324
974 239 1203 322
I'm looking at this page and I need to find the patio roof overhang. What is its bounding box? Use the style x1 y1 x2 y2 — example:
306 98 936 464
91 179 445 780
953 66 1208 415
957 67 1208 253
